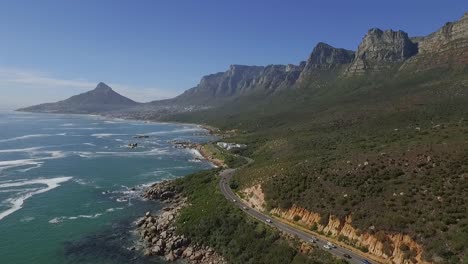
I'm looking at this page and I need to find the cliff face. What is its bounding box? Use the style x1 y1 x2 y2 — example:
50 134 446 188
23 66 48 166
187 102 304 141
271 206 429 264
346 29 418 75
298 42 354 83
252 63 305 92
402 12 468 70
175 63 308 105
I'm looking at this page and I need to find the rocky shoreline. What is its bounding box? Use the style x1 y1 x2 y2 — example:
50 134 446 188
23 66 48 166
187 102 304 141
134 180 226 264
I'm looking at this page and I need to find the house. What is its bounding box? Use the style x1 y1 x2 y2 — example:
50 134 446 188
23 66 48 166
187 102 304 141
216 142 247 150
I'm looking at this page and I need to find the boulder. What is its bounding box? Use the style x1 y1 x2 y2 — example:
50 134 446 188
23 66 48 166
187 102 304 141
183 247 194 258
151 246 162 255
165 251 176 261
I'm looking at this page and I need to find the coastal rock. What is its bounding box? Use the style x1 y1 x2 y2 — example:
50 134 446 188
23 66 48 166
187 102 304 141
151 246 162 255
165 251 176 261
135 181 226 263
183 247 194 257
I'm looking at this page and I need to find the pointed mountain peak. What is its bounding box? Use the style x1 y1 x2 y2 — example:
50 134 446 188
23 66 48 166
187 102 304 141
94 82 112 92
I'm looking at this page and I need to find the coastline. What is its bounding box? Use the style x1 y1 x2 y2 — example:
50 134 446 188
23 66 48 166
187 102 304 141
13 110 219 135
135 181 226 263
12 110 226 263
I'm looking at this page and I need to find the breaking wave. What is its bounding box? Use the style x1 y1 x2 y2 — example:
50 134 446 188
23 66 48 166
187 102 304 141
0 176 73 220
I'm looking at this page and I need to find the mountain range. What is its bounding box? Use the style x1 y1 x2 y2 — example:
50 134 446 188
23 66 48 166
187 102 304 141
19 12 468 118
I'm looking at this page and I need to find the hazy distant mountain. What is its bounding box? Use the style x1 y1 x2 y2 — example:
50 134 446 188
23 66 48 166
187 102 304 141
17 82 139 114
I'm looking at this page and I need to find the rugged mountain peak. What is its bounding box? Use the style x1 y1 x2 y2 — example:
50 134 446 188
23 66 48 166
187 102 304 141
94 82 113 92
297 42 354 83
307 42 355 67
346 28 417 75
418 12 468 54
401 12 468 71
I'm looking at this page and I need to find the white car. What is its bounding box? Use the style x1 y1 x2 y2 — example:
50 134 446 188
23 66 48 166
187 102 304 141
323 245 332 250
266 219 272 223
308 239 316 243
232 199 236 202
327 242 337 248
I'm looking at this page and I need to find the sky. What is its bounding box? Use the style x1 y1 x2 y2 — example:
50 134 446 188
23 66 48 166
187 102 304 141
0 0 466 109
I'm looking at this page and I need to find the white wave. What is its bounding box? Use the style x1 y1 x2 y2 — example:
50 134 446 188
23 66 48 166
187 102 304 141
0 134 52 143
76 148 171 159
60 123 75 127
91 133 127 138
56 133 67 136
0 159 44 172
144 127 204 136
18 163 43 172
20 216 35 222
0 176 73 220
48 217 62 224
0 188 39 193
72 178 100 188
106 207 124 212
48 211 113 224
83 143 96 146
0 147 42 153
187 148 204 159
58 127 104 130
0 148 66 172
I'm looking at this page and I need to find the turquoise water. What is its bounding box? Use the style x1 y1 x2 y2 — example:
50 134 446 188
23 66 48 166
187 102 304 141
0 111 214 264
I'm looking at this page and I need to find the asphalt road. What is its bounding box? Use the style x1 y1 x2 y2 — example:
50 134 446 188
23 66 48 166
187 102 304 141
218 167 376 264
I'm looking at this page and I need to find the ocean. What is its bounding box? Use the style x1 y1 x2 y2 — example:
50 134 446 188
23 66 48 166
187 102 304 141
0 111 215 264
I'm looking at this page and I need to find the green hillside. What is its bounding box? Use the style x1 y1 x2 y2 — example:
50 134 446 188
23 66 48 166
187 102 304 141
165 66 468 263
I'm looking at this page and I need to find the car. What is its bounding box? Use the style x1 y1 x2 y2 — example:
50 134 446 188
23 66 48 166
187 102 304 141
265 219 272 223
232 199 236 202
323 245 332 250
308 238 316 243
242 206 248 210
343 253 352 259
327 242 337 248
311 236 319 242
361 260 372 264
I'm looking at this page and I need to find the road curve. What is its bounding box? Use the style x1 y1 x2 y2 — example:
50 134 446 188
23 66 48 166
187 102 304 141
218 167 377 264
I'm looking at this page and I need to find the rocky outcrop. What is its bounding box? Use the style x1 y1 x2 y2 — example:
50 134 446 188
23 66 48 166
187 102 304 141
252 63 305 92
271 206 429 264
136 181 225 264
346 29 418 75
298 42 354 83
401 12 468 71
240 184 266 211
304 42 354 69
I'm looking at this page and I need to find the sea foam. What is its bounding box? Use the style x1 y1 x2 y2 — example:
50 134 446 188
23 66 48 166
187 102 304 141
0 134 52 143
0 176 73 220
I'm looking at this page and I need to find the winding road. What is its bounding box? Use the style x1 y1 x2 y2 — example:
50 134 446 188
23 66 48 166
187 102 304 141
218 164 377 264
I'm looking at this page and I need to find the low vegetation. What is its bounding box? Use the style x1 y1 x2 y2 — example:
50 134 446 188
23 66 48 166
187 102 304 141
173 170 348 264
203 143 247 168
168 67 468 263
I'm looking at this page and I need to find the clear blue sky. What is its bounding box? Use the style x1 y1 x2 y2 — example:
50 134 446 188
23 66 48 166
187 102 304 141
0 0 466 108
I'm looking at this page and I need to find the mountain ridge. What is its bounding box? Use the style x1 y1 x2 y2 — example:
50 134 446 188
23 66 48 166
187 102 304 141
18 12 468 118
